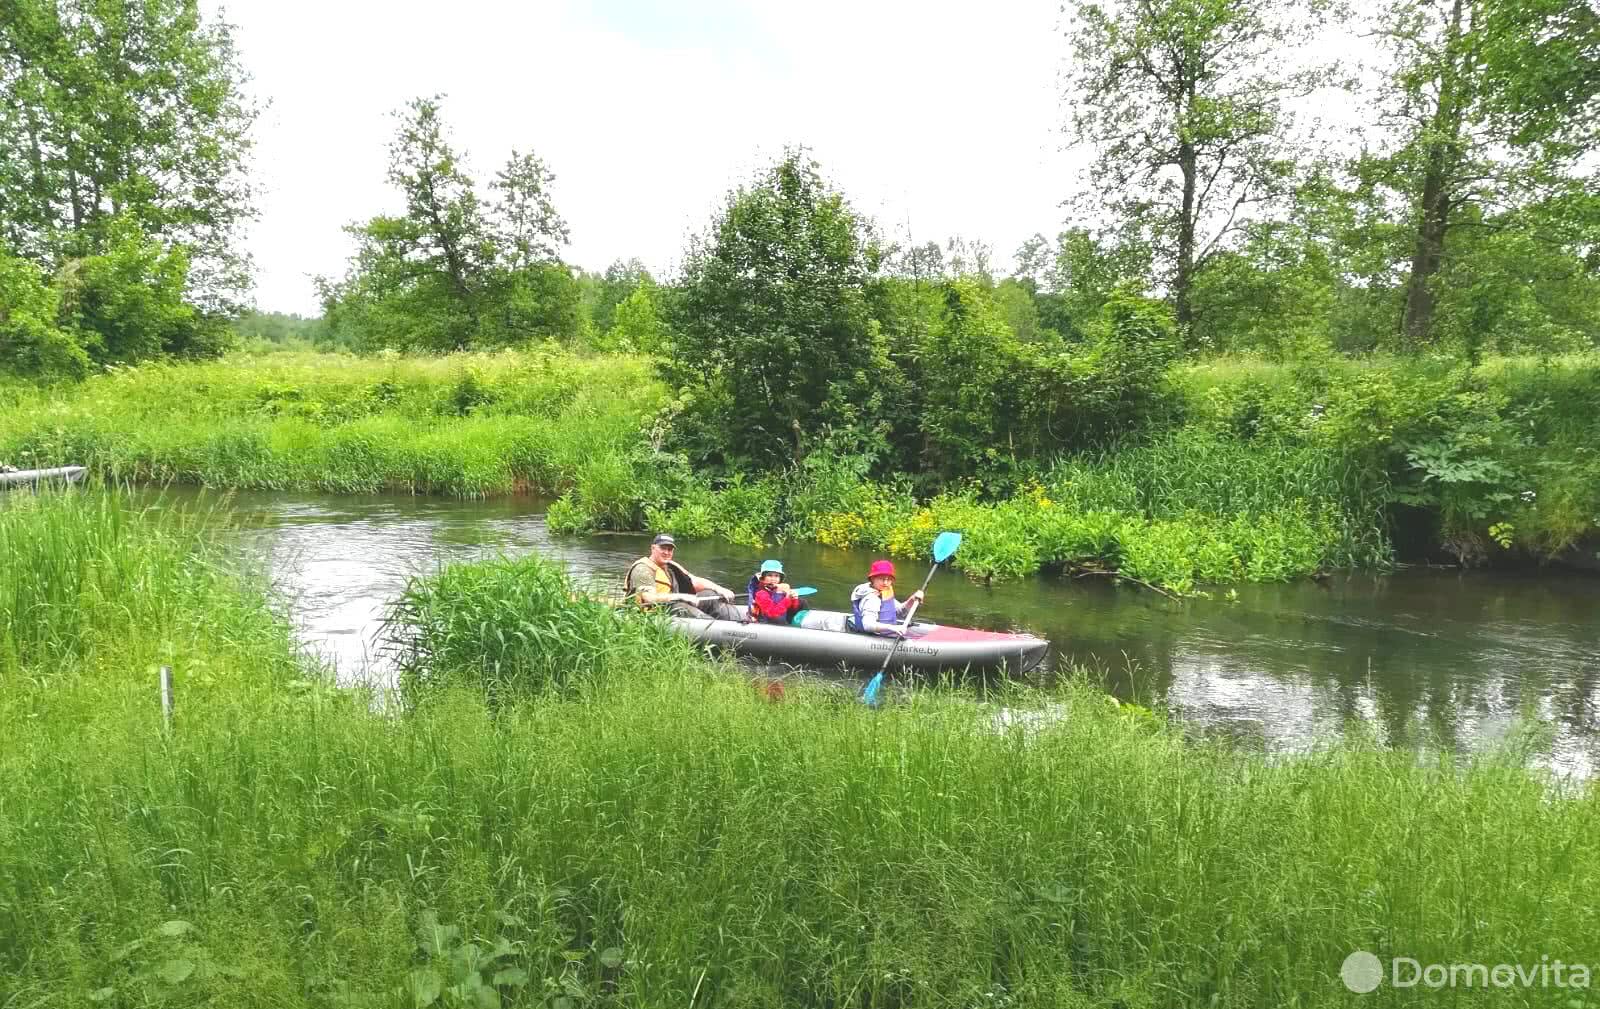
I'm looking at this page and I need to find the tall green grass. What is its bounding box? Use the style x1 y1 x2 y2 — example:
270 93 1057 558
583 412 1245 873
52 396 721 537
0 348 664 497
381 553 700 707
0 486 298 680
2 492 1598 1006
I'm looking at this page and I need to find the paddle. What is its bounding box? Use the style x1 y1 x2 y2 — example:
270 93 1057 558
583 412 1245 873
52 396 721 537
692 586 817 603
861 532 962 707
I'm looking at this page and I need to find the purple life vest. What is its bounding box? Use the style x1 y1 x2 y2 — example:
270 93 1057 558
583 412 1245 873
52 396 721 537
850 583 899 633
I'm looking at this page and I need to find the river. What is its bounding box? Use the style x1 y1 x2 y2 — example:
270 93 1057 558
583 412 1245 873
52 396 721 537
178 489 1600 776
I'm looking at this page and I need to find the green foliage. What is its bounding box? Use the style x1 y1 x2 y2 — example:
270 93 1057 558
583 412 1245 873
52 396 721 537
230 310 326 353
1475 0 1600 146
915 279 1030 479
0 0 257 309
1023 286 1181 447
1047 228 1156 340
1188 222 1338 356
382 552 691 705
481 261 585 347
1181 353 1600 560
92 919 245 1004
1063 0 1330 336
991 277 1046 343
551 450 651 533
2 218 223 378
56 216 227 363
605 283 667 354
0 245 88 379
317 97 579 353
1429 202 1600 358
345 910 535 1008
648 472 781 548
0 349 665 497
1368 0 1600 346
0 489 181 670
666 150 888 469
578 257 655 341
0 486 300 684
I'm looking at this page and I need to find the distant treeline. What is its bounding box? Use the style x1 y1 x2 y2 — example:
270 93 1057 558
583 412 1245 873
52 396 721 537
5 0 1597 382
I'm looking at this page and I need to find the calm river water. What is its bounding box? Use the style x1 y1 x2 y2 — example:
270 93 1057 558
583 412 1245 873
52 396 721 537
169 489 1600 776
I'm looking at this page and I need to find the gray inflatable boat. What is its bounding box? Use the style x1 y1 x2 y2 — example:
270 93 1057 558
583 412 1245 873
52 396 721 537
669 608 1048 674
0 466 87 490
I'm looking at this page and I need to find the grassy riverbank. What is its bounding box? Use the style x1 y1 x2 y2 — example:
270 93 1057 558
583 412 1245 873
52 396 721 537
0 348 662 497
4 349 1598 590
2 488 1598 1007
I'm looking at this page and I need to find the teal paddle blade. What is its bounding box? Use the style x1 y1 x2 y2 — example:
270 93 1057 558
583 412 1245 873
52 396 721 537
862 670 884 706
932 531 962 563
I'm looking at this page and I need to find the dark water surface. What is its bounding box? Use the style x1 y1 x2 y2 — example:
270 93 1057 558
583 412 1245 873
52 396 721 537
170 489 1600 776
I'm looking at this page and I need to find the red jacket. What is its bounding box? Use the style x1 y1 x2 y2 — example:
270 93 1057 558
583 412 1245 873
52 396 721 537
750 587 805 624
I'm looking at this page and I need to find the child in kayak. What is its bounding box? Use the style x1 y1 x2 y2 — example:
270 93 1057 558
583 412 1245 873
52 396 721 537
747 559 809 624
848 559 924 636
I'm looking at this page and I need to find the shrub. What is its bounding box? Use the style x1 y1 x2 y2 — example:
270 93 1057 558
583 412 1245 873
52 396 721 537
383 553 686 705
0 249 90 380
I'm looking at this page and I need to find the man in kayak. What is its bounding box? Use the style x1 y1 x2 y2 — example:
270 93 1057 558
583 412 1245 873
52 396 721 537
624 533 747 621
847 559 924 636
747 559 809 624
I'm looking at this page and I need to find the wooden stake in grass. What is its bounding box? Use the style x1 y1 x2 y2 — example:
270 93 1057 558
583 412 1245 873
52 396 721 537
159 665 174 731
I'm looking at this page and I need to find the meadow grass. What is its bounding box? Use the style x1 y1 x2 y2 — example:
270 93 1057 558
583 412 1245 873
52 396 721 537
2 489 1597 1007
0 348 664 497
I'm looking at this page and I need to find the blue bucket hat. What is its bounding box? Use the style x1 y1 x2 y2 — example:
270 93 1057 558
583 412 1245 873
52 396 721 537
758 559 785 576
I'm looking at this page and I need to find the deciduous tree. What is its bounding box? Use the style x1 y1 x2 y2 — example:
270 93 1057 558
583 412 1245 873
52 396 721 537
1367 0 1600 345
667 151 887 468
0 0 257 308
1063 0 1339 341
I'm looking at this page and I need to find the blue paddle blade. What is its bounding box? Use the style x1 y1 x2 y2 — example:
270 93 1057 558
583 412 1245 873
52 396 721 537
932 531 962 563
793 586 818 597
862 670 885 706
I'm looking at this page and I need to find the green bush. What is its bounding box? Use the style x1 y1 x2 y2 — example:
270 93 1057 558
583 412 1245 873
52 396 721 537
664 151 891 470
0 248 90 380
56 216 228 363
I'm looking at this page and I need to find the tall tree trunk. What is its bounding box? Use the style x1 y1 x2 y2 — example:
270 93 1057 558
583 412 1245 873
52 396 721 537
417 173 481 337
1400 151 1452 345
1175 137 1198 340
66 162 83 230
1399 0 1466 348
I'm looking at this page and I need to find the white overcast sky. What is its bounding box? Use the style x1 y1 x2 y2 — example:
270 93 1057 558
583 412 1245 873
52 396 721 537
217 0 1080 315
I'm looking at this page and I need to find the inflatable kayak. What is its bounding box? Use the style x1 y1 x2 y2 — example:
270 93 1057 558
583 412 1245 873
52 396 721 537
0 466 87 490
668 608 1048 674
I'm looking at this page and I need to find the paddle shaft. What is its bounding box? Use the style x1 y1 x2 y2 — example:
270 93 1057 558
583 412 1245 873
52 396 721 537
694 591 748 603
692 586 815 604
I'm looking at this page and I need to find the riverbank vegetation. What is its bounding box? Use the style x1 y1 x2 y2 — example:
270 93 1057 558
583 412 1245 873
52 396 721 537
7 345 1596 591
3 487 1597 1007
0 349 660 497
